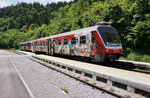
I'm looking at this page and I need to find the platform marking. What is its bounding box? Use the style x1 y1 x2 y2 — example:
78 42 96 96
8 53 34 98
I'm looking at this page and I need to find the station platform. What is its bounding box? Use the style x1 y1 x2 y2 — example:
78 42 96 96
18 50 150 96
0 50 31 98
119 60 150 68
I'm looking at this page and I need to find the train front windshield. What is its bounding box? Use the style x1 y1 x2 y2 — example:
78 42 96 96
97 26 121 47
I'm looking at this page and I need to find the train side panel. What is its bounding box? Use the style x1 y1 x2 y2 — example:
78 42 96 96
52 31 92 57
20 24 122 62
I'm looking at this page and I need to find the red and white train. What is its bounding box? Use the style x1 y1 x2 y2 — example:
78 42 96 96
20 22 122 62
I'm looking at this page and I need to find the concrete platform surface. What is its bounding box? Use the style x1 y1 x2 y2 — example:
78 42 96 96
19 50 150 94
119 60 150 68
0 50 31 98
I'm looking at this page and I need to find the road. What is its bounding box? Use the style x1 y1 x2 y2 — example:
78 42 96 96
0 50 31 98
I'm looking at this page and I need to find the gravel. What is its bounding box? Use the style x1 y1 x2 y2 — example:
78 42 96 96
9 51 116 98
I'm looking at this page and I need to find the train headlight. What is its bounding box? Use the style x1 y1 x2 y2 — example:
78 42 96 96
121 49 123 52
106 49 108 53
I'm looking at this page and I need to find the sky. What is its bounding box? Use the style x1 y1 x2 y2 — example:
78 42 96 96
0 0 72 8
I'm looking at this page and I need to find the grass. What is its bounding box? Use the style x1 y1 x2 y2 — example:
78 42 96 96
120 52 150 63
60 87 69 94
0 48 16 50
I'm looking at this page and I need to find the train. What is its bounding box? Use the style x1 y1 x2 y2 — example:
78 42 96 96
20 22 122 62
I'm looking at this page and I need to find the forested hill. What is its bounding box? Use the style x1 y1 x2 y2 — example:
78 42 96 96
0 0 150 54
0 1 73 30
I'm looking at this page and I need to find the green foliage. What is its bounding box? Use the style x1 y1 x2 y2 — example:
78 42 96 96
0 2 68 31
120 52 150 63
60 87 69 93
0 29 25 48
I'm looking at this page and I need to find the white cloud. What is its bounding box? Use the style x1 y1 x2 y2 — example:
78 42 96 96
0 0 72 8
55 0 72 2
0 0 10 8
17 0 72 5
17 0 47 5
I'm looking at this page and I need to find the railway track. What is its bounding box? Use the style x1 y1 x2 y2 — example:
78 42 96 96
101 61 150 74
10 49 150 74
14 50 149 98
46 54 150 74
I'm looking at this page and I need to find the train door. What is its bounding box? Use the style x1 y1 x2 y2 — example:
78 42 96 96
33 42 37 53
49 39 54 55
36 42 38 52
90 31 97 62
70 37 76 55
40 41 42 52
33 42 35 52
48 39 50 54
91 31 96 55
72 36 79 56
78 35 87 56
90 31 105 62
31 42 33 52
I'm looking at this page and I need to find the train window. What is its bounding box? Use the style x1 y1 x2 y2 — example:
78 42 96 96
43 41 45 46
58 38 61 45
91 33 95 42
53 39 55 44
71 37 76 44
44 41 46 46
80 36 86 44
64 38 68 44
46 41 48 46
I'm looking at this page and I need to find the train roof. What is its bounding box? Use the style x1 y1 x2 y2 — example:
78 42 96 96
21 22 114 43
34 25 99 41
51 25 99 38
20 40 34 44
50 21 113 38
